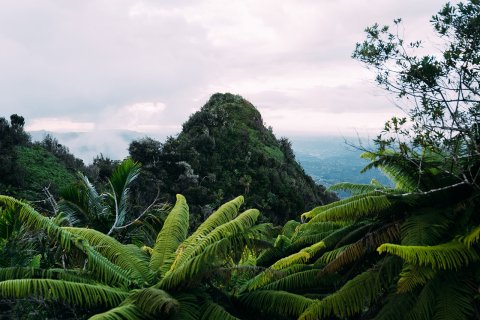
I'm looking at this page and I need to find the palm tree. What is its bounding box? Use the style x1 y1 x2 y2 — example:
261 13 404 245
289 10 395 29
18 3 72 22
59 158 157 237
0 194 273 319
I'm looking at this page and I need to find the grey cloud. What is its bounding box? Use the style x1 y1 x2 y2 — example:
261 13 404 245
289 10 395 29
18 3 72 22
0 0 456 147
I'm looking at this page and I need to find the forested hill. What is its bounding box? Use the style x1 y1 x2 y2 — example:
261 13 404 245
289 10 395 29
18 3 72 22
129 93 337 225
0 94 336 226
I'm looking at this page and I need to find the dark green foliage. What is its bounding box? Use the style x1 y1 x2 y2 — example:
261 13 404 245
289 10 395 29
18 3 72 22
129 93 336 226
15 146 76 203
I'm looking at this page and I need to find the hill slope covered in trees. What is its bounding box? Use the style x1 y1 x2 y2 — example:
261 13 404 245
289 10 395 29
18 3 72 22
128 93 336 225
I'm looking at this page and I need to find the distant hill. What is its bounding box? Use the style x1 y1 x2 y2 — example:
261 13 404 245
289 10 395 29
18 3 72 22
129 93 337 225
290 136 391 188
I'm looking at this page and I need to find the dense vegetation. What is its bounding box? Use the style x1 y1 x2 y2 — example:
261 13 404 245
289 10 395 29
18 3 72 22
128 93 336 226
1 0 480 319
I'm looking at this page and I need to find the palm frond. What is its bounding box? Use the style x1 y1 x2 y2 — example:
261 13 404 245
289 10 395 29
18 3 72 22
377 241 479 270
149 194 189 276
107 158 141 228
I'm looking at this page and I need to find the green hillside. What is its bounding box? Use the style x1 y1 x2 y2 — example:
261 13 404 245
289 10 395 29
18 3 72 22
129 93 336 225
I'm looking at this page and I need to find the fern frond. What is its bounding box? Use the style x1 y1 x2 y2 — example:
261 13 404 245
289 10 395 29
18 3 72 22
401 211 451 245
328 182 387 195
239 290 313 319
167 209 259 275
0 196 132 286
241 264 311 292
129 287 178 316
149 194 189 275
373 293 416 320
377 241 479 270
262 269 337 292
270 241 326 271
309 194 391 223
322 223 400 274
396 264 436 293
0 267 94 284
282 220 301 238
200 300 239 320
89 304 147 320
299 257 400 320
361 151 419 191
405 273 474 320
169 196 243 271
0 279 128 308
64 227 152 284
462 225 480 247
302 191 389 221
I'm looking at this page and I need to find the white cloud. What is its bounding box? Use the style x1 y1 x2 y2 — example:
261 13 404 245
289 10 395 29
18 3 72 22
26 118 95 132
0 0 460 160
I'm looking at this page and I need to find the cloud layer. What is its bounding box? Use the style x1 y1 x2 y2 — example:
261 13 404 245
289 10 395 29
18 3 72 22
0 0 456 161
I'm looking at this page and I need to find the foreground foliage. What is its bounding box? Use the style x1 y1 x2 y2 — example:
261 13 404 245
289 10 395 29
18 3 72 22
0 194 273 319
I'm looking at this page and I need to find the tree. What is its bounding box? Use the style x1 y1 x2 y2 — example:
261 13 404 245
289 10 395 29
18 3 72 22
59 158 143 235
0 194 273 319
352 0 480 192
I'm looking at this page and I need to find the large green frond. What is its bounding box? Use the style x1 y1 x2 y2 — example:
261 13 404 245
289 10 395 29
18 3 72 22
89 304 147 320
262 269 337 292
0 279 128 308
241 264 311 292
328 182 388 195
405 274 475 320
169 196 243 271
0 267 94 284
149 194 189 275
322 223 400 274
159 219 266 290
396 264 436 293
200 300 239 320
270 241 325 271
167 208 259 274
377 241 479 270
305 193 392 223
239 290 313 319
299 257 400 320
129 287 178 317
0 196 131 286
108 158 141 228
64 227 152 284
401 211 451 245
462 224 480 247
373 293 416 320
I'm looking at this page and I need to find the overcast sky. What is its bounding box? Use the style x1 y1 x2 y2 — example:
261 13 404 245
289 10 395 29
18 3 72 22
0 0 454 161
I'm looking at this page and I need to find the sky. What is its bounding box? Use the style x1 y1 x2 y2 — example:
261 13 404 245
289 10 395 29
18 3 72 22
0 0 454 161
